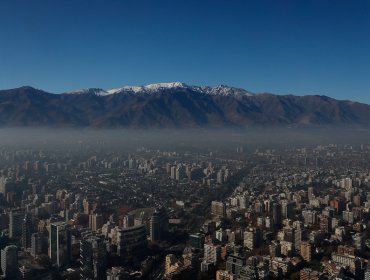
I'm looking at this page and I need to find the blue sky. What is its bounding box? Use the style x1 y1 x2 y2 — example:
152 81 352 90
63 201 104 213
0 0 369 103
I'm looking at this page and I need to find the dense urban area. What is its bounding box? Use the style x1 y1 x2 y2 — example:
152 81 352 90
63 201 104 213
0 130 369 280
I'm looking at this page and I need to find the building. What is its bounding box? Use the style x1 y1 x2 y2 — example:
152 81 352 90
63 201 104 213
342 210 354 224
272 202 282 228
268 257 290 278
116 224 147 259
149 207 168 242
281 200 294 219
329 198 345 214
211 201 226 218
31 232 47 257
19 266 33 279
21 213 33 248
203 243 221 265
319 215 332 233
165 254 181 276
189 233 205 249
243 230 256 250
244 229 261 251
302 210 318 226
269 241 281 258
1 245 18 279
300 268 320 280
89 213 104 232
49 222 72 267
332 253 364 275
280 241 293 257
106 267 130 280
0 176 11 196
9 211 24 239
216 270 234 280
238 265 259 280
353 233 365 252
225 254 246 277
216 170 224 184
80 234 107 280
364 267 370 280
300 241 312 262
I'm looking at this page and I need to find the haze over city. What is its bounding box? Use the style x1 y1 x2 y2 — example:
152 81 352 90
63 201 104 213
0 1 370 280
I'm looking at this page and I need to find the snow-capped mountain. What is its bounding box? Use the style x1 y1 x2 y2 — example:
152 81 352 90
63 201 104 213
0 84 370 128
67 82 254 97
66 88 109 96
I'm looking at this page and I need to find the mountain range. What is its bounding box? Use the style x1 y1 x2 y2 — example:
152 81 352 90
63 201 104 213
0 82 369 128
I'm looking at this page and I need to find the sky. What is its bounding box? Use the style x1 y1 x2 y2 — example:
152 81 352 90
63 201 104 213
0 0 369 103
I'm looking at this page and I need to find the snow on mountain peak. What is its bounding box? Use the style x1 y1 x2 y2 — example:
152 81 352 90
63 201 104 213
146 82 187 89
66 83 254 97
107 82 187 94
66 88 109 96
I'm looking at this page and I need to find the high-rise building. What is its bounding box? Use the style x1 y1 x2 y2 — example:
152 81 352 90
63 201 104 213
342 210 354 224
175 165 186 181
353 233 365 253
225 254 246 277
294 229 304 251
216 170 224 184
150 208 168 242
203 244 221 265
83 199 92 215
300 241 312 262
189 233 205 250
117 224 147 259
302 210 318 225
9 211 24 239
364 267 370 280
89 213 104 232
269 241 281 258
211 201 226 218
49 222 72 267
243 230 256 250
329 198 345 214
21 213 33 248
170 166 176 180
0 176 11 196
352 195 362 207
307 186 314 200
319 215 332 233
281 200 294 219
80 234 107 280
340 178 352 190
1 245 18 279
31 233 47 257
272 202 282 228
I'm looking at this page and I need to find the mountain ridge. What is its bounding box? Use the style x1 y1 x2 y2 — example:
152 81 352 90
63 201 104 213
0 84 368 128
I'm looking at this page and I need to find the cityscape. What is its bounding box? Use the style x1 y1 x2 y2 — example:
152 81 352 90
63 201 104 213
0 129 368 279
1 0 370 279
